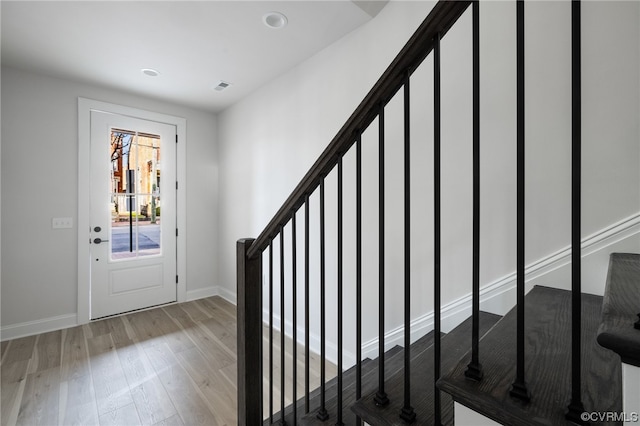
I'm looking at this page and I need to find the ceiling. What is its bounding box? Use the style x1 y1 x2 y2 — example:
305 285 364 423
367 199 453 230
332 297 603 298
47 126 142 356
1 1 387 113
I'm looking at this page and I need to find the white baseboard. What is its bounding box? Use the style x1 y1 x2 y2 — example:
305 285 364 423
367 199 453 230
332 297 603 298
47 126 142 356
1 285 227 342
480 211 640 314
364 212 640 357
358 278 508 361
1 313 77 342
185 285 236 305
255 212 639 366
217 286 237 305
185 285 220 302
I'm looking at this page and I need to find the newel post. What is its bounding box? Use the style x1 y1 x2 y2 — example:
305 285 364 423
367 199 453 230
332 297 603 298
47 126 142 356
237 238 262 425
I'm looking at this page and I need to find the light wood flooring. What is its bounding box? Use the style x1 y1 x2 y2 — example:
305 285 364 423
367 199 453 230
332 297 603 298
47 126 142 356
1 297 334 426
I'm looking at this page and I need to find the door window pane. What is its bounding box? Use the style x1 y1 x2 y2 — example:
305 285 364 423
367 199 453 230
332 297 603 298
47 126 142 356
110 130 161 260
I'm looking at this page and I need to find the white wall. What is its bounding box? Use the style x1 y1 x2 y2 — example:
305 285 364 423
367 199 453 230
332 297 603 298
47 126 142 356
218 0 639 362
218 0 443 357
1 66 219 333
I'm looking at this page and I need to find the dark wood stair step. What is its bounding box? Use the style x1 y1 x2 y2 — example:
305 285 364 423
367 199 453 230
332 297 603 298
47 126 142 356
438 285 622 426
597 253 640 367
299 344 408 425
351 311 501 425
268 344 407 425
300 332 444 425
265 356 378 425
298 331 439 425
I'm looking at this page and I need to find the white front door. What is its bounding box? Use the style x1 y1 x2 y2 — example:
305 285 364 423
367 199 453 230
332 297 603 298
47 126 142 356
90 111 176 319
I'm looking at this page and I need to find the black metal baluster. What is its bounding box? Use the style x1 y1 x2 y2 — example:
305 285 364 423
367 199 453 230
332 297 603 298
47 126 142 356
337 156 344 426
305 195 310 415
292 214 298 425
356 134 363 426
433 31 443 426
465 0 484 383
269 241 274 424
566 1 587 423
317 178 329 421
280 228 287 425
374 105 390 407
400 72 416 424
510 0 531 403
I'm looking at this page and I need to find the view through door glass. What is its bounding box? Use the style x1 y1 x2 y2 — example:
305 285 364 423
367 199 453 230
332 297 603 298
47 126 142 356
110 129 162 260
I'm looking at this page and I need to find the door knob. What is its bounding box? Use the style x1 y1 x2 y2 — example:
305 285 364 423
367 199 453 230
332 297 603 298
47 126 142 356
94 226 102 232
93 238 109 244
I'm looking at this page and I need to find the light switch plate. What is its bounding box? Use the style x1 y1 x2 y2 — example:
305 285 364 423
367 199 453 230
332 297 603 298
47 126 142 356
52 217 73 229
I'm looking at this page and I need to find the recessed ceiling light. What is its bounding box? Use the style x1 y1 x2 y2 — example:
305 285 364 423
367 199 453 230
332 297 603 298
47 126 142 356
263 11 288 29
141 68 160 77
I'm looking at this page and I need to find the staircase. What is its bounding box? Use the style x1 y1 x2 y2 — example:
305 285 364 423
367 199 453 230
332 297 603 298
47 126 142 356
252 283 629 425
236 0 637 425
257 312 501 425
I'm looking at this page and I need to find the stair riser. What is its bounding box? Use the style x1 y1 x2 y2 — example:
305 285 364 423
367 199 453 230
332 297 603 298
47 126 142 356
454 402 501 426
622 364 640 421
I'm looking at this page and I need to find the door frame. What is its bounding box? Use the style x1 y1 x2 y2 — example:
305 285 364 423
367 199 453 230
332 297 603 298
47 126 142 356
77 98 187 324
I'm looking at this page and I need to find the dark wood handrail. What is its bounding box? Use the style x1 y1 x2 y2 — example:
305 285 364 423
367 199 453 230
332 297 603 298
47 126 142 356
246 0 471 260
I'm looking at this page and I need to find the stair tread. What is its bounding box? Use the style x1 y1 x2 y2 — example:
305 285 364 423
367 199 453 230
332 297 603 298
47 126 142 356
438 285 622 426
268 346 407 425
597 253 640 367
298 343 414 425
351 311 501 425
265 356 378 425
